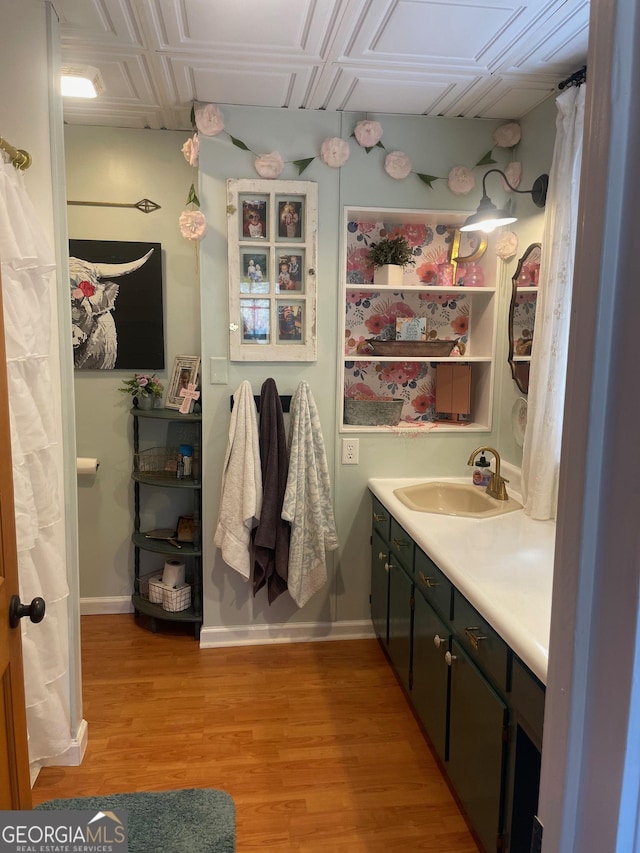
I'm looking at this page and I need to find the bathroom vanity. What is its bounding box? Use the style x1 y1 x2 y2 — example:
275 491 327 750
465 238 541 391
368 477 555 853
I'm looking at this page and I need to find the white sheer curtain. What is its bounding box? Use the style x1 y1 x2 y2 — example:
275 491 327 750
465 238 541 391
0 158 71 768
522 85 586 520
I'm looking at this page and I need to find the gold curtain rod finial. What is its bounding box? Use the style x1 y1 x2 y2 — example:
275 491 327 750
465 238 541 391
0 136 32 170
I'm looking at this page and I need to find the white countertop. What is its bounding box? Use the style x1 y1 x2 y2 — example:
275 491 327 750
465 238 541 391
368 477 556 684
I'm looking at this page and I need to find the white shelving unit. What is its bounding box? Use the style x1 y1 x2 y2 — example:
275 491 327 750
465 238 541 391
339 206 498 433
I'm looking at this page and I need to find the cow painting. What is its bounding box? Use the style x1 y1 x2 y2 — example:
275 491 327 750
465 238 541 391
69 240 164 370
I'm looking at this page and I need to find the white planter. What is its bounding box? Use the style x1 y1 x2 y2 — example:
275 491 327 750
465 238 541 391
373 264 404 287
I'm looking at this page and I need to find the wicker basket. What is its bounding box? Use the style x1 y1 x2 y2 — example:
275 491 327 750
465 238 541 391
344 398 403 426
134 446 181 479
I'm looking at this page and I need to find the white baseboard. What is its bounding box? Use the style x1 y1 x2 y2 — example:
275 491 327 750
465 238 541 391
199 619 376 648
80 596 134 615
78 600 376 648
30 718 89 786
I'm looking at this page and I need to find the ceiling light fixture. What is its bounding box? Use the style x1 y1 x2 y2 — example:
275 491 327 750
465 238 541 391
61 65 105 99
460 169 549 233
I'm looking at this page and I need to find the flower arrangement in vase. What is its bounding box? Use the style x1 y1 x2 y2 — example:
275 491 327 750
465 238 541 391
119 374 164 410
367 235 415 286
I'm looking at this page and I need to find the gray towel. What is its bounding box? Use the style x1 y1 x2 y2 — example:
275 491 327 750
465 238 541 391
252 379 290 603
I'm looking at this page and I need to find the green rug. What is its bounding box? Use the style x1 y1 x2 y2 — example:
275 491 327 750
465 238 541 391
36 788 235 852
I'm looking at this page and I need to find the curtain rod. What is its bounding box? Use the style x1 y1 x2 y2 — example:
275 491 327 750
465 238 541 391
0 136 32 170
558 65 587 90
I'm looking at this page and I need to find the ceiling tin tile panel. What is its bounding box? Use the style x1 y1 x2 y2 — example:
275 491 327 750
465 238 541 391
167 58 319 110
56 0 145 48
61 50 161 106
142 0 343 59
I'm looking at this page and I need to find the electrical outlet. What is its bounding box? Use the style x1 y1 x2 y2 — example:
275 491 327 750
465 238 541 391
342 438 359 465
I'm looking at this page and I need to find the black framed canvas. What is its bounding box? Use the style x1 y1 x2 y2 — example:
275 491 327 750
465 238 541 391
69 239 164 370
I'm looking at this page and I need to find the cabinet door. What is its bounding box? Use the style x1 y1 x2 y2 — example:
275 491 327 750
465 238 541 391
447 639 508 853
387 563 413 692
412 591 450 762
370 528 390 644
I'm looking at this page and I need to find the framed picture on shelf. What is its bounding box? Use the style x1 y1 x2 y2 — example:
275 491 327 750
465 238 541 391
227 179 317 361
165 355 201 410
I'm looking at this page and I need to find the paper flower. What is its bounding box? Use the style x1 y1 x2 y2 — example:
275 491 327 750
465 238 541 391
384 151 412 180
447 166 475 195
354 120 383 148
179 210 207 241
503 161 522 191
181 133 199 167
493 122 522 148
194 103 225 136
495 231 519 260
319 137 350 167
254 152 284 179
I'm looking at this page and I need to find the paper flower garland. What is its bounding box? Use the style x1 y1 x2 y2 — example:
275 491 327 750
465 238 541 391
195 103 225 136
384 151 412 180
179 183 206 241
254 152 284 179
493 122 521 148
181 133 199 167
354 120 383 148
320 137 350 168
495 231 519 260
503 161 522 190
180 210 206 241
447 166 475 195
184 101 529 207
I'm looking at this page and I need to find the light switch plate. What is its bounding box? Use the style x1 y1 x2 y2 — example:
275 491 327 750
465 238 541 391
209 357 228 385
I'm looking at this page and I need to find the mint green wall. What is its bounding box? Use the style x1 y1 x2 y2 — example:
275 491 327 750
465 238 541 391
67 104 557 624
198 106 554 630
66 126 198 601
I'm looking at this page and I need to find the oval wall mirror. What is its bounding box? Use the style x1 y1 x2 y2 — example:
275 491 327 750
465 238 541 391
508 243 541 395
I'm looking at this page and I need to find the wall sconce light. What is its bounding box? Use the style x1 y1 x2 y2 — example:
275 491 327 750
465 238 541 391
61 65 105 99
460 169 549 233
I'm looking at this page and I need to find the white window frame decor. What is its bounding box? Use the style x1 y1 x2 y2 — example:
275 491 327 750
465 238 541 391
226 179 318 362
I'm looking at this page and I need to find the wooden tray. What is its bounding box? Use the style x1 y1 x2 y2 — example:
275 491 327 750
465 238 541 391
358 338 459 357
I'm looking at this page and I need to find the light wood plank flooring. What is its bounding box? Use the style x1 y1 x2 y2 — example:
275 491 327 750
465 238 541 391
32 615 481 852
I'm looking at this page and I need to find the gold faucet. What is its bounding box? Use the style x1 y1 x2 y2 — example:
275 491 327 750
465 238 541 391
467 446 510 501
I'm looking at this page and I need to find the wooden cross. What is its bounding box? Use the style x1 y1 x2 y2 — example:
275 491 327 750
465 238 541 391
179 382 200 414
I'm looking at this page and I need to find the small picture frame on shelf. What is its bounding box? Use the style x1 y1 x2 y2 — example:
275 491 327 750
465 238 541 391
165 355 201 410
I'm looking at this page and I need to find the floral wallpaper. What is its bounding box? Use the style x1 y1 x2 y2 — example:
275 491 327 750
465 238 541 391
512 293 537 356
343 220 485 424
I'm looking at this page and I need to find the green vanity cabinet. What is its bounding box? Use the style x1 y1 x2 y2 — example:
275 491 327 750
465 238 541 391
368 491 544 853
447 637 509 853
370 527 390 643
411 588 450 762
387 556 414 692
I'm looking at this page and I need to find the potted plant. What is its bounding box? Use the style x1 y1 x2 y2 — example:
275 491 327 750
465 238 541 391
119 373 164 410
367 234 415 286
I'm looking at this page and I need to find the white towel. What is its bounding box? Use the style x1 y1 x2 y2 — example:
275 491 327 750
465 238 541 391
282 382 338 607
214 381 262 579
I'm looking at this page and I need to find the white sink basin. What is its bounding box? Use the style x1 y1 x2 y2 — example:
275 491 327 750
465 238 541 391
393 481 522 518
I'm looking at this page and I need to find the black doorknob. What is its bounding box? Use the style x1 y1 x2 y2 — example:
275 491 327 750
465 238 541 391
9 595 46 629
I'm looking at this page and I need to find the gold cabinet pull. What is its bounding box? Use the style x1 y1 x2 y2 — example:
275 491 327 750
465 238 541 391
393 537 409 549
373 513 386 523
418 570 439 588
464 626 487 650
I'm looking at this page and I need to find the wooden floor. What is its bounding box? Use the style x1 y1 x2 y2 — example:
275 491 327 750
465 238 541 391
32 615 481 852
